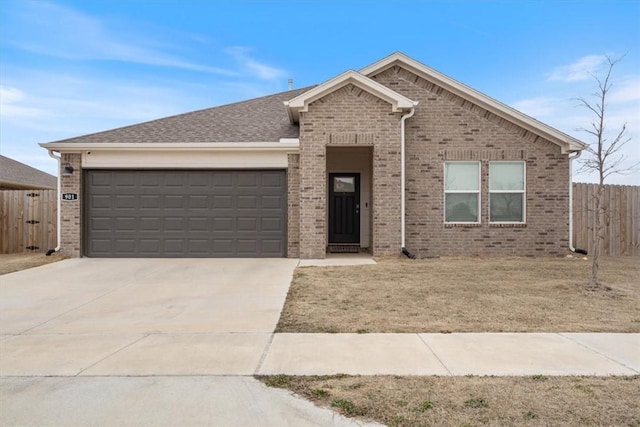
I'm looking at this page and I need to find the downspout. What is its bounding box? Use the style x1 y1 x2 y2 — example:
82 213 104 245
400 104 418 259
46 150 61 256
569 150 588 254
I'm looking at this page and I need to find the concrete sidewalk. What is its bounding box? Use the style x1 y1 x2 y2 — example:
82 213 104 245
258 332 639 376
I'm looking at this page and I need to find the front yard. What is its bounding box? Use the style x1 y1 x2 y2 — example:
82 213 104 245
267 256 639 426
277 256 639 333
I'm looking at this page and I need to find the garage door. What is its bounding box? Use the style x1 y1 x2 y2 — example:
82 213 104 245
84 170 287 257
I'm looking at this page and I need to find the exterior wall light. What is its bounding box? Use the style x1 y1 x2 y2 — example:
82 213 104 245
62 163 74 175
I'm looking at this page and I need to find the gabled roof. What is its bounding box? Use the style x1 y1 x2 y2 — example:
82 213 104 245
43 87 313 145
284 70 417 123
0 155 57 189
361 52 586 153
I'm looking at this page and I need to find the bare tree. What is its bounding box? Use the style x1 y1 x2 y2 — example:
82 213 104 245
576 55 635 289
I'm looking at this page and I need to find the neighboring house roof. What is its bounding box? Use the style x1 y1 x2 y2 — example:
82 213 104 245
360 52 586 153
285 70 417 122
45 87 313 145
0 155 57 189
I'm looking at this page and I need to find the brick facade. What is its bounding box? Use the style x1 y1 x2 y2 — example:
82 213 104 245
59 153 82 257
287 153 300 258
297 84 402 258
52 57 574 259
370 65 569 256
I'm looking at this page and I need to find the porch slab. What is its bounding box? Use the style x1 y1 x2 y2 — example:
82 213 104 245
257 333 448 375
298 253 376 267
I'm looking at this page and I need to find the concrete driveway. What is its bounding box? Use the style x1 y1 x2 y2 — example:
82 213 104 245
1 258 376 427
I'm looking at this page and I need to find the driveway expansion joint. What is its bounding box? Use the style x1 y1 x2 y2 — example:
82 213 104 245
74 334 150 377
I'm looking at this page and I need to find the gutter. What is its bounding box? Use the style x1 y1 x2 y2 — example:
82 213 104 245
45 150 62 255
400 103 418 259
569 151 588 255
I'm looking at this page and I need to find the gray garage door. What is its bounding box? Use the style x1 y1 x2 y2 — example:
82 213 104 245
84 170 287 257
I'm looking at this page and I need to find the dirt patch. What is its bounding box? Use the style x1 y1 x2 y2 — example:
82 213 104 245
258 374 640 427
0 252 68 275
277 256 639 333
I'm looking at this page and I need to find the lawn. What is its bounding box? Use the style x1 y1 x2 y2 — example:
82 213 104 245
276 256 640 333
258 374 640 427
0 252 67 275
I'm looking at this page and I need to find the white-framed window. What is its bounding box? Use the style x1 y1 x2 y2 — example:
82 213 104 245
489 161 526 223
444 161 480 223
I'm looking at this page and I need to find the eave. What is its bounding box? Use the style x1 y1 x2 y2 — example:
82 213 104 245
284 70 417 123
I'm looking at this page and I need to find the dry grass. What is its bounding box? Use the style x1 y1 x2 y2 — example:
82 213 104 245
0 252 67 275
258 374 640 427
277 256 640 333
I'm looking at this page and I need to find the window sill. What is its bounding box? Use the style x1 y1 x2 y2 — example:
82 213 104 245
444 223 482 228
489 223 527 228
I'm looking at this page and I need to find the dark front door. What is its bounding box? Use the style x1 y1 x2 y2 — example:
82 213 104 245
329 173 360 244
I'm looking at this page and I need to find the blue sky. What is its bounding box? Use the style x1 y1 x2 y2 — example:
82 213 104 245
1 0 639 184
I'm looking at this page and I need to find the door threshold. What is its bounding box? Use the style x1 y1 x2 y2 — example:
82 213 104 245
327 244 361 253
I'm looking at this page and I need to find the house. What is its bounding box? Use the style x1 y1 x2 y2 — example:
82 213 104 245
0 155 57 190
40 52 586 259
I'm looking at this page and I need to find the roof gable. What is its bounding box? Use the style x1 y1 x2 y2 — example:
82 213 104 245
361 52 586 153
285 70 417 123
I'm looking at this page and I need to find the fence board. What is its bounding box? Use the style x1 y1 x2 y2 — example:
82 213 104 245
573 183 640 256
0 190 57 254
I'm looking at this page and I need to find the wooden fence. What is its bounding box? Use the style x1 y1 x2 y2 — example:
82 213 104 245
0 190 57 254
573 183 640 256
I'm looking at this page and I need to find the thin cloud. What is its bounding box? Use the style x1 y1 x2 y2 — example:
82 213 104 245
226 46 286 80
4 1 236 76
511 97 563 118
610 76 640 104
0 86 51 119
546 55 608 82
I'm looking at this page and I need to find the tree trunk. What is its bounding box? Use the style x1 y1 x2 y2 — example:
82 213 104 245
590 182 604 288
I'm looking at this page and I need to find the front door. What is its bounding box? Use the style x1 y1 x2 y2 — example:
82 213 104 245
329 173 360 244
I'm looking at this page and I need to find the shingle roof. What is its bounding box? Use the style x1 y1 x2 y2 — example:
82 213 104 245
0 155 57 189
48 86 314 144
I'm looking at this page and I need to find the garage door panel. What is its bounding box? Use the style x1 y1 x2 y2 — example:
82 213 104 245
90 195 112 209
237 218 257 232
262 239 283 255
212 195 233 209
85 170 286 257
164 195 185 209
114 173 136 187
114 195 136 209
237 195 257 209
188 195 209 210
262 172 284 188
114 239 137 254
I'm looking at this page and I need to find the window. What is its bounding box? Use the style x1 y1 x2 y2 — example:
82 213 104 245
489 162 525 223
444 162 480 223
334 176 355 192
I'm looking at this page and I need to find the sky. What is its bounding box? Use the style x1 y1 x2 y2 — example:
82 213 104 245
1 0 639 185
